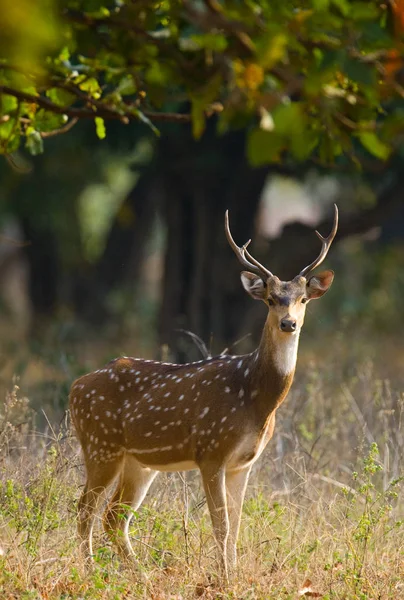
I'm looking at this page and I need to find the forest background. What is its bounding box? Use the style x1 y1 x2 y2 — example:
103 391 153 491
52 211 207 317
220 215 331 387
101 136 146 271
0 1 403 598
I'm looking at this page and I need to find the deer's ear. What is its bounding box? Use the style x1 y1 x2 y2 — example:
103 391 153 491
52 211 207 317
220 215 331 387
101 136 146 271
306 270 334 299
241 271 267 300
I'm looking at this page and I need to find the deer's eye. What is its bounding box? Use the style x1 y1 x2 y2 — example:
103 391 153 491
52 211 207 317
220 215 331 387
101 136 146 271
301 297 308 304
268 298 275 307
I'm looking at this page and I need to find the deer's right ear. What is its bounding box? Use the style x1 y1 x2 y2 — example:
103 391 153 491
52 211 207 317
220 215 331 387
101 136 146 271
240 271 266 300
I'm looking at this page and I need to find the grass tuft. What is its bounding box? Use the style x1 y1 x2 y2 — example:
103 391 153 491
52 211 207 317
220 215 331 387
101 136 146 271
0 337 403 599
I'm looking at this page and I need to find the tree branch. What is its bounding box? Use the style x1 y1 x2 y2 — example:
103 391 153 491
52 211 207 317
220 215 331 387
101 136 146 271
0 85 193 124
39 117 79 138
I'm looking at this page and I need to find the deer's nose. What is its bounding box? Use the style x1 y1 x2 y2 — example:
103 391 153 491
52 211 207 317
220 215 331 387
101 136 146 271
280 318 297 333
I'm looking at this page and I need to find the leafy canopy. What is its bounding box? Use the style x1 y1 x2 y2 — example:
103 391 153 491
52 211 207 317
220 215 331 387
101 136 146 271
0 0 404 164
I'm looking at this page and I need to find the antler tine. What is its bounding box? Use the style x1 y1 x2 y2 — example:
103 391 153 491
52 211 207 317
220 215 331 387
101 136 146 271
225 210 272 280
244 246 274 277
299 204 339 278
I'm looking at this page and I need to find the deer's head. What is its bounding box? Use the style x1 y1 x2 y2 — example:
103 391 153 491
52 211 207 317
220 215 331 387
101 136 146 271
225 206 338 335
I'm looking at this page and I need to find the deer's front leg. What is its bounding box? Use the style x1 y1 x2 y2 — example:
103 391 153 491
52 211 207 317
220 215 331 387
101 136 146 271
201 466 229 581
225 466 251 571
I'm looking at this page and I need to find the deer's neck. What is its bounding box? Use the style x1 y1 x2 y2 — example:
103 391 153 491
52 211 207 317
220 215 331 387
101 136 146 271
248 318 300 417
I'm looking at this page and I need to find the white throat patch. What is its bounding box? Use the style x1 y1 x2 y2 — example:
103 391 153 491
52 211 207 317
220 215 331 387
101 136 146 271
271 331 300 376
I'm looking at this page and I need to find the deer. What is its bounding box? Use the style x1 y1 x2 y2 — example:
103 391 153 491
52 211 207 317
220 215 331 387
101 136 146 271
69 205 338 581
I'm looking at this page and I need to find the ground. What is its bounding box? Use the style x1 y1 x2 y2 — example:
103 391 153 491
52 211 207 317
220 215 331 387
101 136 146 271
0 331 403 599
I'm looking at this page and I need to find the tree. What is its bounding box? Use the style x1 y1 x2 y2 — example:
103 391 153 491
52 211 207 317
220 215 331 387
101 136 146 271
1 1 404 165
1 1 404 351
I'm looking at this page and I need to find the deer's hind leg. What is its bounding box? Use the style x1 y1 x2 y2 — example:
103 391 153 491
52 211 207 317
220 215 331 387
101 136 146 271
78 457 124 558
103 455 158 560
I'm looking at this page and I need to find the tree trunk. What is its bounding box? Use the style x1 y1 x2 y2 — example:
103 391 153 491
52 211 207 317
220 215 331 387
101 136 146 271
20 216 59 324
157 126 269 360
75 165 159 322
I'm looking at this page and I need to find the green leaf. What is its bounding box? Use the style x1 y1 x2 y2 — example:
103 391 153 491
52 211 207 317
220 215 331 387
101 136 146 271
291 130 320 161
117 75 136 96
0 118 16 140
0 94 18 114
260 34 288 69
95 117 106 140
34 110 65 133
273 103 306 136
343 58 375 86
191 98 205 140
357 131 390 160
312 0 330 9
146 62 169 86
331 0 350 16
3 132 20 154
319 50 345 72
58 46 70 62
360 23 391 48
247 128 285 166
0 116 20 154
190 33 228 52
77 77 101 99
349 2 380 20
46 88 76 108
25 130 44 155
190 73 222 140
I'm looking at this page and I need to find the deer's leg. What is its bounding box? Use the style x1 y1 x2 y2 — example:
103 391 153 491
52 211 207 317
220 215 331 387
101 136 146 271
78 458 123 558
103 455 158 559
225 466 251 571
201 466 229 581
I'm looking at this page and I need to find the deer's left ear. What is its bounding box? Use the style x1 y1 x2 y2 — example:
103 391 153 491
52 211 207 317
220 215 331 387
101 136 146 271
306 270 334 299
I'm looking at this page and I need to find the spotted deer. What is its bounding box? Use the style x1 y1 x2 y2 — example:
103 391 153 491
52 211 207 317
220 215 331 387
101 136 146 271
70 205 338 580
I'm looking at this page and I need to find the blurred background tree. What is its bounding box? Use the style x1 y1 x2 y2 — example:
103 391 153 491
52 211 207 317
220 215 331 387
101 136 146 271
0 0 404 366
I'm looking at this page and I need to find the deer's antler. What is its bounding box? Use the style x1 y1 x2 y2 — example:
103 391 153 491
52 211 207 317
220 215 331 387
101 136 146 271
298 204 338 278
225 210 273 280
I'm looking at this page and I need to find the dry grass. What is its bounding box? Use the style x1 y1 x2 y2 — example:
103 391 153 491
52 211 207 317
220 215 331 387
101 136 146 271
0 334 403 599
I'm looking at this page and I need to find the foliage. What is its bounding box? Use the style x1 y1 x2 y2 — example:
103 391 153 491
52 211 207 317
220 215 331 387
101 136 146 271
1 1 404 165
